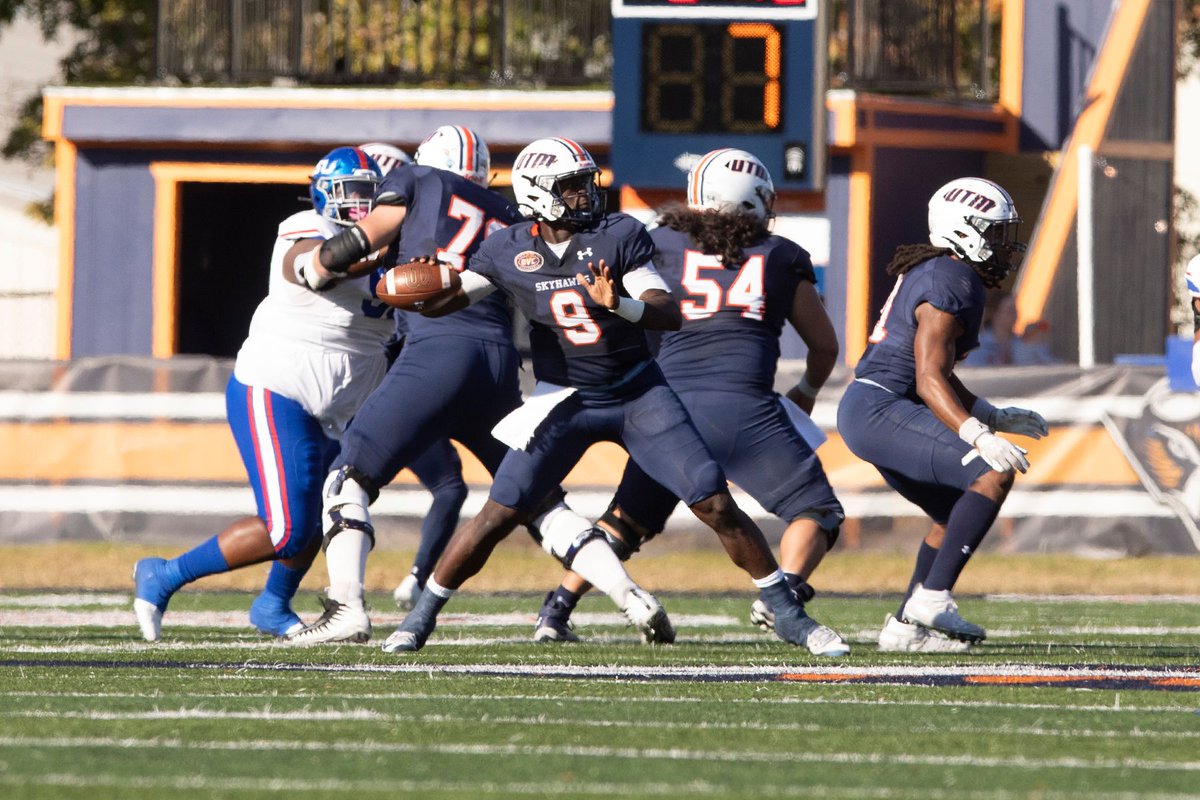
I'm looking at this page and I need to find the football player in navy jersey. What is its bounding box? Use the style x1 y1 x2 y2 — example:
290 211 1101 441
530 149 849 656
133 147 394 641
381 137 823 653
357 141 469 612
838 177 1047 652
291 127 663 644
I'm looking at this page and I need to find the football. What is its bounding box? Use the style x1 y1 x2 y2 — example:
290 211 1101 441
376 259 461 309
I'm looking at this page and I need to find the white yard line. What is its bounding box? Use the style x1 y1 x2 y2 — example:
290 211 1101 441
4 708 1199 741
15 773 1195 800
2 690 1194 714
1 734 1199 772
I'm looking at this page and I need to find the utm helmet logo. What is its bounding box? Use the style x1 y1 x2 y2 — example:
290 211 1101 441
514 250 544 272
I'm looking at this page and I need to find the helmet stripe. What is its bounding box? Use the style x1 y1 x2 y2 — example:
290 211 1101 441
689 148 730 206
454 126 476 173
552 137 590 164
351 146 370 170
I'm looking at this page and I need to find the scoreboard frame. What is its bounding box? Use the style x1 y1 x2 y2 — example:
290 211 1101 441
610 0 825 191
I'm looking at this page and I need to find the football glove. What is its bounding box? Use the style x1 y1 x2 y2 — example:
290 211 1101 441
959 417 1030 474
987 406 1048 439
971 398 1048 439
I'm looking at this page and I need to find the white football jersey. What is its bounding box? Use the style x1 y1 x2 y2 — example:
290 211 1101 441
1186 254 1200 299
234 210 393 436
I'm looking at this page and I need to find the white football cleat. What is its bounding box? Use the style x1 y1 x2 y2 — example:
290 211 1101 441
393 574 422 610
902 584 986 643
878 614 973 653
133 598 163 643
621 587 675 644
287 597 371 645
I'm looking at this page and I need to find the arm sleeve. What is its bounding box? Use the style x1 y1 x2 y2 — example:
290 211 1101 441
623 262 670 298
460 270 498 303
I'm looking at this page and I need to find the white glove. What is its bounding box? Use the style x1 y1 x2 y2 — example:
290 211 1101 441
294 250 332 291
959 417 1030 473
971 398 1048 439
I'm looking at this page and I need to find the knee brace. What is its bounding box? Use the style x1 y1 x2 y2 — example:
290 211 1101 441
321 465 378 551
597 502 653 561
532 501 604 569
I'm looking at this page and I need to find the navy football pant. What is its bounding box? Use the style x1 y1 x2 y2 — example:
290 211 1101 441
489 377 725 514
334 334 521 488
614 389 843 533
837 380 990 524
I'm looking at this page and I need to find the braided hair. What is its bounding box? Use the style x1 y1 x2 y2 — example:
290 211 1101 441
885 243 1008 289
658 206 770 266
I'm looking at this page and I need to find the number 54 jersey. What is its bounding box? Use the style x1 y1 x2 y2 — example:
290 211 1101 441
650 226 817 395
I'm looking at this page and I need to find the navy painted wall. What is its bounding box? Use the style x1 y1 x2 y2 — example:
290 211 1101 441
72 150 156 356
1020 0 1112 151
867 148 983 327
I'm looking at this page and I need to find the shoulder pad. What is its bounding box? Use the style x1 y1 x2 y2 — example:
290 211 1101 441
277 210 338 241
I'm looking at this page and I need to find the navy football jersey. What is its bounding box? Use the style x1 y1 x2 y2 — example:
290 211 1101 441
651 225 815 394
375 164 523 343
468 212 656 390
854 255 986 401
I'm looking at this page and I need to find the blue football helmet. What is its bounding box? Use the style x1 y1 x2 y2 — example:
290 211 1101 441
309 146 383 226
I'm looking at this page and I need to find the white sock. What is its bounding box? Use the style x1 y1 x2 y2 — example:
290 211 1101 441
571 538 636 608
425 577 456 600
752 569 785 589
325 528 371 606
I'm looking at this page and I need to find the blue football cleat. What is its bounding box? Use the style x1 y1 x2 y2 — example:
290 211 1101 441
249 594 304 638
132 557 173 642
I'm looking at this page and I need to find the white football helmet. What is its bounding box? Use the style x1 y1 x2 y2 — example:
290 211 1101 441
511 137 605 225
414 125 490 187
358 142 412 176
928 177 1025 282
1185 254 1200 299
687 148 775 222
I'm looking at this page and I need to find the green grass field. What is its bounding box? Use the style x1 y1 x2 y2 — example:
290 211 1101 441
2 583 1199 800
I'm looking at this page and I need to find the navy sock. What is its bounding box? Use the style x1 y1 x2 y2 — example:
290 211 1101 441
760 579 804 618
166 536 230 590
261 561 305 605
922 491 1000 592
898 542 939 618
402 585 452 633
784 572 816 603
544 587 580 618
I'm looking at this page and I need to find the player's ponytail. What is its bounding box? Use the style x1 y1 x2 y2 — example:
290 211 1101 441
658 206 769 266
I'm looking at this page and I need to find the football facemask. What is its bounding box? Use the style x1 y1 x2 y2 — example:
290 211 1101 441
310 146 383 226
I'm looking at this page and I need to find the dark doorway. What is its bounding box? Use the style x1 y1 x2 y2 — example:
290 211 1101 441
177 182 310 357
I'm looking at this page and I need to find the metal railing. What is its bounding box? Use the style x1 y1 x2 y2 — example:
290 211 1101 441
156 0 611 87
156 0 996 99
832 0 997 100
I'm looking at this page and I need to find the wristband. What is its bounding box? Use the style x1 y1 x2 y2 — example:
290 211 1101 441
958 417 989 446
294 250 330 291
611 296 645 323
793 375 820 400
970 397 997 426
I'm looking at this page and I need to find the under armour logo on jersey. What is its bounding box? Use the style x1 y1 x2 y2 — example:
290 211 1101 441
577 247 594 261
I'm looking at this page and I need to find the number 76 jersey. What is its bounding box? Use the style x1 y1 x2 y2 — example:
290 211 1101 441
651 226 817 395
375 163 524 343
